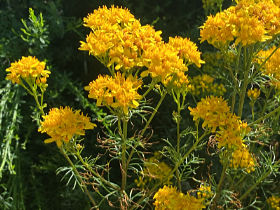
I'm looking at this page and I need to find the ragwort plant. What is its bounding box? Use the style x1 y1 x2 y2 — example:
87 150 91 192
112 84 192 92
3 1 280 209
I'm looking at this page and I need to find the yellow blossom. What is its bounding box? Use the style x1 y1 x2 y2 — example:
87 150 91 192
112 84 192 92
267 195 280 210
197 183 213 200
141 42 187 82
247 88 260 100
38 107 96 147
85 73 142 115
5 56 50 85
189 74 226 97
188 96 230 132
229 144 255 173
257 46 280 89
153 185 205 210
168 36 205 67
200 0 280 47
189 96 250 148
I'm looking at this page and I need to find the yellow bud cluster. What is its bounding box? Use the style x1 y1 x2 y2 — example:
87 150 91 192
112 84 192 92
197 183 213 200
267 195 280 210
189 96 255 171
257 46 280 89
247 88 260 100
189 74 226 97
229 144 255 173
153 185 206 210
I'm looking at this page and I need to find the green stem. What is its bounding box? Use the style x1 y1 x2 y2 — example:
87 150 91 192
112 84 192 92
126 91 167 169
249 105 280 126
140 91 167 137
212 161 228 208
142 80 156 98
238 47 251 118
121 119 128 191
175 92 182 191
32 88 45 116
76 152 120 191
230 45 242 113
239 159 280 201
60 147 98 209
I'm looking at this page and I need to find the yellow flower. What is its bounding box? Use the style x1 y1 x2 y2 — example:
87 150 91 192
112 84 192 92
143 153 173 183
5 56 50 85
267 195 280 210
200 0 280 47
153 185 205 210
168 36 205 67
229 144 255 173
83 5 136 30
188 96 230 132
257 46 280 88
189 74 226 97
85 73 142 115
141 42 187 82
38 107 96 147
79 5 162 72
197 183 213 200
189 96 249 148
247 88 260 100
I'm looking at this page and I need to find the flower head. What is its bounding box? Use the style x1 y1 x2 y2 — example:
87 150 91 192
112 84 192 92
79 6 162 72
153 185 205 210
200 0 280 47
189 96 250 148
6 56 50 85
257 46 280 88
38 107 96 147
229 144 255 173
168 36 204 67
141 42 187 81
85 73 142 115
247 88 260 100
267 195 280 210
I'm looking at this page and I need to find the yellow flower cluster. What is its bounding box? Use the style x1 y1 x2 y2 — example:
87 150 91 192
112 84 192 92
38 107 96 147
85 72 142 115
257 46 280 89
229 144 255 173
153 185 205 210
189 74 226 97
247 88 260 100
197 183 213 200
141 42 187 81
200 0 280 47
80 6 204 96
267 195 280 210
188 96 249 147
168 36 205 68
79 5 162 71
189 96 255 171
135 152 172 189
142 36 204 90
143 152 172 182
6 56 50 85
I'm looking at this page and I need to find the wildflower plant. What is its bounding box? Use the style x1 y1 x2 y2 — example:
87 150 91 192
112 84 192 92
4 2 280 209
